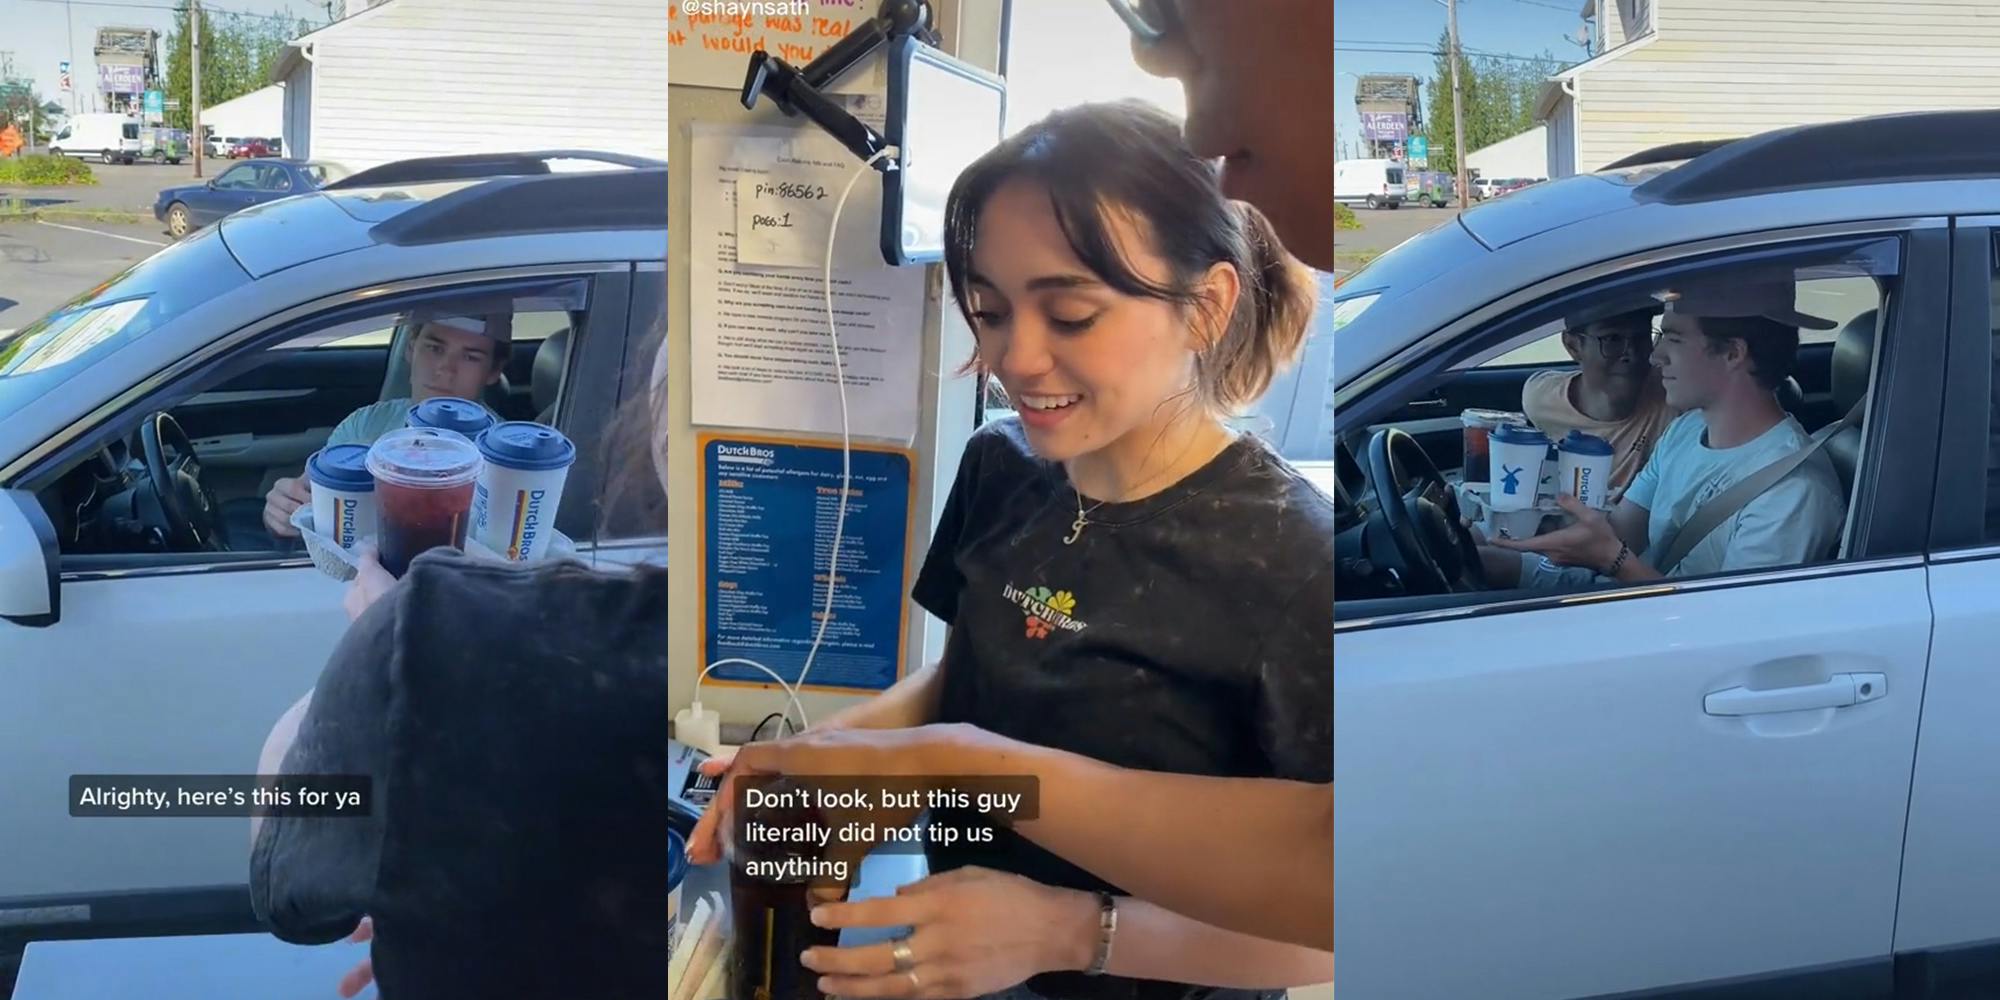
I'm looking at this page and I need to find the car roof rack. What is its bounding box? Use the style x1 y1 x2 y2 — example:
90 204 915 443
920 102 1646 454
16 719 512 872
1600 138 1739 171
324 150 667 190
1637 109 2000 204
368 166 666 246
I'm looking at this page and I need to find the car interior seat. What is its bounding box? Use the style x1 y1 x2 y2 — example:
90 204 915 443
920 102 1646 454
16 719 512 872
1825 308 1877 501
1776 376 1804 417
533 327 571 425
379 321 515 415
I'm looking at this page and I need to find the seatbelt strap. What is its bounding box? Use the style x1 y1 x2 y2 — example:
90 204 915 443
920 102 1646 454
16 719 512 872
1651 395 1864 576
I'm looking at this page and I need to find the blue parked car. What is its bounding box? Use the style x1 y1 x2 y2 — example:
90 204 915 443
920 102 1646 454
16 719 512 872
154 158 350 239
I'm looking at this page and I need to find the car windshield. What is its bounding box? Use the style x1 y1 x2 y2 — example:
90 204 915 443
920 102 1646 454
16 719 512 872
0 232 250 424
300 162 351 186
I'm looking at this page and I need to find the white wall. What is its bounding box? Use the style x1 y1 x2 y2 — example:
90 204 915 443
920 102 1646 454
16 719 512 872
202 84 284 142
305 0 668 169
1575 0 2000 171
281 64 312 160
665 0 1000 729
1468 125 1549 180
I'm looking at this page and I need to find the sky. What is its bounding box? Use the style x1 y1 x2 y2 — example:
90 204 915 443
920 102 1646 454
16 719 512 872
0 0 330 116
1335 0 1586 159
1003 0 1185 134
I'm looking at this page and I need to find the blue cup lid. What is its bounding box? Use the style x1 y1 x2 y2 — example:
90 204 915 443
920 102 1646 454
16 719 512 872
1558 430 1616 456
668 828 688 891
1490 423 1550 447
306 444 375 492
476 421 576 471
407 397 495 437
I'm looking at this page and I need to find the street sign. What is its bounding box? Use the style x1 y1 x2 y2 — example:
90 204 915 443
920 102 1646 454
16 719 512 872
58 61 69 72
143 90 163 115
163 99 181 110
1408 136 1428 160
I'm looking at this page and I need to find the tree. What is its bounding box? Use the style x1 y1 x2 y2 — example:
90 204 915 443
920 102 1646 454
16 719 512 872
1421 34 1572 173
1422 30 1477 175
161 4 303 132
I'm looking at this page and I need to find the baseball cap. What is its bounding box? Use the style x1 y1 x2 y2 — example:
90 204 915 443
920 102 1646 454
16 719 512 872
409 305 516 346
1563 300 1663 332
1656 279 1837 331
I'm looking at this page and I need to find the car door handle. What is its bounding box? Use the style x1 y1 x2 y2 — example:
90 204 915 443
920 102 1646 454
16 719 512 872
1704 673 1886 716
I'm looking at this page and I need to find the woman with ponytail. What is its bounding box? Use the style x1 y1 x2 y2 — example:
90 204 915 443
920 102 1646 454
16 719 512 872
690 101 1333 996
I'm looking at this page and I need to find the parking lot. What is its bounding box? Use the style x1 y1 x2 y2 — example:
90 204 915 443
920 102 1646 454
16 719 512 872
1335 203 1462 274
0 219 169 337
0 156 226 336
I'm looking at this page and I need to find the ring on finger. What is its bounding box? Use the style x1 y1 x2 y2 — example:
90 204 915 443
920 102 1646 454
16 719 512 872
906 969 921 992
891 938 916 973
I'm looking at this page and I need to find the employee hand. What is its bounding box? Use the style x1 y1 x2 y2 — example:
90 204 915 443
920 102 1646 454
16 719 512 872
337 916 373 999
263 475 312 539
1489 493 1621 572
801 867 1100 999
342 545 398 622
685 748 738 866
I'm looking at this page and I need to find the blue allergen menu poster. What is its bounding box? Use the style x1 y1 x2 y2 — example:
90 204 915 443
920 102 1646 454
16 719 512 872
700 434 914 693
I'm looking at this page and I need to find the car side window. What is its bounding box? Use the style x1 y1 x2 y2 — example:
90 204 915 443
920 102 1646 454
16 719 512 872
257 165 293 192
216 166 255 190
41 279 598 568
1337 237 1899 615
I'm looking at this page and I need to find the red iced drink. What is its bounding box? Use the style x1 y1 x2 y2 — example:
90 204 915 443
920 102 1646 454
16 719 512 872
365 428 483 577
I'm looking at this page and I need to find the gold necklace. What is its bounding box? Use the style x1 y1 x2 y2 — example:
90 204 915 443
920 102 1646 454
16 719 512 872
1064 426 1229 546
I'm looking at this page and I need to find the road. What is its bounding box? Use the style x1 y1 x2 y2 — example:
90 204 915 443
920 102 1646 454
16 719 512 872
1 154 234 215
0 219 170 335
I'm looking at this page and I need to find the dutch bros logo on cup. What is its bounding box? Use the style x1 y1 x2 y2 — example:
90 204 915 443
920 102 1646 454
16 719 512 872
306 444 376 551
1487 423 1550 512
1557 430 1616 510
470 422 577 561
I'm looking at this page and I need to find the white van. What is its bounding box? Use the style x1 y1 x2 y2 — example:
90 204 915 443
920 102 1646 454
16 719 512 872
48 113 143 164
1334 158 1406 210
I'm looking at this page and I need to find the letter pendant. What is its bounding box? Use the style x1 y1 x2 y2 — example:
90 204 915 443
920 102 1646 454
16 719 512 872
1064 514 1086 546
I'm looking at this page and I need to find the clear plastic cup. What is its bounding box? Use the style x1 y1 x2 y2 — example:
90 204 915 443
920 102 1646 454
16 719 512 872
365 428 482 577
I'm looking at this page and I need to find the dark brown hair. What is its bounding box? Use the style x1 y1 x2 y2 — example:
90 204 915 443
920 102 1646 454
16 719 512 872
1698 315 1799 391
941 101 1316 413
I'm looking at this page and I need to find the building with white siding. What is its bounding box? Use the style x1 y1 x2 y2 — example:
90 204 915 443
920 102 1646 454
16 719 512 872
271 0 668 168
1536 0 2000 177
1467 126 1548 183
201 85 284 146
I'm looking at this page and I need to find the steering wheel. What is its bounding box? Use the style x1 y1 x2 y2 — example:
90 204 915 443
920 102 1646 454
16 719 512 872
141 413 225 552
1364 427 1485 594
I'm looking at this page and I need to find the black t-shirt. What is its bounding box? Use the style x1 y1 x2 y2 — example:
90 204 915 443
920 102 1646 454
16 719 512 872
914 419 1334 1000
249 548 672 1000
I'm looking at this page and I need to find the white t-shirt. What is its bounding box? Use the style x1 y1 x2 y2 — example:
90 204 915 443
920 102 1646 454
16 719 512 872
1524 410 1846 589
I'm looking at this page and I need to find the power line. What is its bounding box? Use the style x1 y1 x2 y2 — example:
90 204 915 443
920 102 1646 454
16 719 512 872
1336 44 1567 65
21 0 299 20
1505 0 1582 11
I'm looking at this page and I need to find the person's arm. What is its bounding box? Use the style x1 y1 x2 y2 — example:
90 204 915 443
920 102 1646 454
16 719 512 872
816 647 947 732
250 689 314 845
249 588 397 945
1097 896 1335 988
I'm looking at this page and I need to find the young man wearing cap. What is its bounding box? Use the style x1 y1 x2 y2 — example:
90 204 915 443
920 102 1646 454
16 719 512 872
1490 281 1847 588
261 311 511 541
1523 304 1679 499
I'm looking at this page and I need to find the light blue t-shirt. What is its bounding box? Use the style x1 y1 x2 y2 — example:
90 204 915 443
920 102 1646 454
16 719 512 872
1524 410 1846 589
324 398 501 449
325 399 417 449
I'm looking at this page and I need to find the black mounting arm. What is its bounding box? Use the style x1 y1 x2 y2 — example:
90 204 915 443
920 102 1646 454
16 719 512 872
738 0 939 170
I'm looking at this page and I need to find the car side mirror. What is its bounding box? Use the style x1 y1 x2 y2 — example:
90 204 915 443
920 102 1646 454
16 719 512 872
0 489 60 627
205 179 216 189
